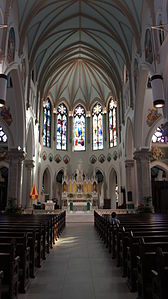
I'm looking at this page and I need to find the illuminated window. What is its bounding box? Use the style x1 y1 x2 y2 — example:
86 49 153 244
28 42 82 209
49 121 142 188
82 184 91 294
92 103 103 150
56 103 67 150
152 127 167 143
0 127 7 143
73 105 85 151
109 99 117 147
43 98 51 147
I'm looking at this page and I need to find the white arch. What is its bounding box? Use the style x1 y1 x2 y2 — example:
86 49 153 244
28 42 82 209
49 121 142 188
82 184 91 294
145 116 163 147
0 118 14 148
150 160 168 172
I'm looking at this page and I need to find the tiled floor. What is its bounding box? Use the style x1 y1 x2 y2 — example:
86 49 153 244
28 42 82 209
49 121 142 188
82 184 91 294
19 222 136 299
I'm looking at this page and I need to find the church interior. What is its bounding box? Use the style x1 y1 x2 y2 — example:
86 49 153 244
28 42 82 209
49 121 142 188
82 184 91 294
1 1 168 299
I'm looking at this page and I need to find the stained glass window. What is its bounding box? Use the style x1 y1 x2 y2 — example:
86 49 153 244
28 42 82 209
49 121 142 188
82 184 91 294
92 103 103 150
43 98 51 147
0 127 7 143
152 127 167 143
73 105 85 151
56 103 67 150
109 99 117 147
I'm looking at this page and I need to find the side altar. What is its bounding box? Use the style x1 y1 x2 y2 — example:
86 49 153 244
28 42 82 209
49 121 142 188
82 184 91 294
61 167 98 211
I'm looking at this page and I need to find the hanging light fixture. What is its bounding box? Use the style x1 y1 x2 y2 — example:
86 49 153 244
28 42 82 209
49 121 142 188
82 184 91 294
151 74 165 108
0 74 7 107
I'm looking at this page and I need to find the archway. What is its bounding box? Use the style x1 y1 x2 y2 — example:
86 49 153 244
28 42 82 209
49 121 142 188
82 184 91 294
151 163 168 213
109 168 118 209
42 168 51 201
96 170 104 208
55 170 64 208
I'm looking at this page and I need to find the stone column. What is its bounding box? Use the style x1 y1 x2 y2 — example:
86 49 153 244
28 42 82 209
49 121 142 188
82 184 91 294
87 116 90 144
134 148 153 205
125 159 135 205
8 148 26 207
69 114 73 143
24 159 35 208
103 113 107 141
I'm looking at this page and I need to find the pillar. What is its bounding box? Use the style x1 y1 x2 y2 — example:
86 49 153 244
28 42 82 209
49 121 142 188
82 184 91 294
24 159 35 208
87 116 90 144
8 148 25 207
134 148 153 205
69 114 73 144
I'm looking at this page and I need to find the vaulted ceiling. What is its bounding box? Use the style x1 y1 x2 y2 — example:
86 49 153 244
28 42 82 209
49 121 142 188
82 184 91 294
18 0 143 108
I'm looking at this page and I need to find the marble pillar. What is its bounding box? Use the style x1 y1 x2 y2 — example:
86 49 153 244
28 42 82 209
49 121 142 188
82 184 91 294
134 148 153 205
8 148 26 207
24 159 35 208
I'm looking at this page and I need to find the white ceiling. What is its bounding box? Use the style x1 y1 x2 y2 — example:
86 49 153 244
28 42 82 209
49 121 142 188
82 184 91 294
18 0 142 107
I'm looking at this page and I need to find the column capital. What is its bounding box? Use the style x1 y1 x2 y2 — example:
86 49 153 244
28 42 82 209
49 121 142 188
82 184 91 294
24 159 35 169
133 148 153 161
8 148 26 161
125 159 134 168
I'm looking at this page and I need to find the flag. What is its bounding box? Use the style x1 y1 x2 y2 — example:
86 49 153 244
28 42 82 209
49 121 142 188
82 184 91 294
30 184 38 199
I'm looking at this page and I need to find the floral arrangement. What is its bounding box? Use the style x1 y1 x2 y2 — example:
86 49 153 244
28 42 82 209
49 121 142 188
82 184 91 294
151 146 165 160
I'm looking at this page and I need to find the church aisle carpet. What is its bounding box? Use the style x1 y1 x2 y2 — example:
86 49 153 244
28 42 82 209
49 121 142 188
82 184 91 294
19 223 136 299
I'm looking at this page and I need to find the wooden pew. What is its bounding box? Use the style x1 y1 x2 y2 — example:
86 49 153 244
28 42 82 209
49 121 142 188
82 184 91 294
137 238 168 299
0 235 30 293
0 271 3 299
151 248 168 299
0 240 20 299
118 225 168 273
127 234 168 292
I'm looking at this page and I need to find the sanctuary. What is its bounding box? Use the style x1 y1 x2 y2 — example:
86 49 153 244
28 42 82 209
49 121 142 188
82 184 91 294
62 167 98 211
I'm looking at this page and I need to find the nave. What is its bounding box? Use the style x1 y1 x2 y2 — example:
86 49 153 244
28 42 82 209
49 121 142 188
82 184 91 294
19 222 136 299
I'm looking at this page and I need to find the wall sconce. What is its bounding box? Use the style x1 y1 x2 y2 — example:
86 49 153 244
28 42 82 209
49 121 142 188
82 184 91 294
69 111 73 117
53 107 57 114
86 111 91 117
151 74 165 108
0 74 7 107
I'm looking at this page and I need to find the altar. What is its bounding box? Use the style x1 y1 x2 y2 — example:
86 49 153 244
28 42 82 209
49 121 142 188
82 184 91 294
61 167 98 211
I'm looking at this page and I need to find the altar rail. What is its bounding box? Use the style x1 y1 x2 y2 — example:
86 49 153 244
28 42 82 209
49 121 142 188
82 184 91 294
96 209 136 215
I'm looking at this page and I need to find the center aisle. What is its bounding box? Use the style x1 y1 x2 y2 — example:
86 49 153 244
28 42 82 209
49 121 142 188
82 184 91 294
19 222 136 299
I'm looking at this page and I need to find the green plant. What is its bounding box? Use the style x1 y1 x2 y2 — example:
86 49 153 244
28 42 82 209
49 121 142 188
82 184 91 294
137 196 153 213
68 193 74 198
5 198 23 215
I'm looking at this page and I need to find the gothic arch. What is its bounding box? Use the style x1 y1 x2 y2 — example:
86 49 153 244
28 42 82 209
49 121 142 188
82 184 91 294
0 118 14 148
42 166 52 200
109 167 118 209
145 117 163 147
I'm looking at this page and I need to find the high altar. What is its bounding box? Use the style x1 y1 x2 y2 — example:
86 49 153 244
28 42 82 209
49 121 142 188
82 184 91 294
62 167 98 211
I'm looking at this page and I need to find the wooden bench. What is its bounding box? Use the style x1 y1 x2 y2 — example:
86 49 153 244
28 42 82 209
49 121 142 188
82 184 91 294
0 271 3 299
137 238 168 299
151 248 168 299
0 241 20 299
127 234 168 292
0 235 30 293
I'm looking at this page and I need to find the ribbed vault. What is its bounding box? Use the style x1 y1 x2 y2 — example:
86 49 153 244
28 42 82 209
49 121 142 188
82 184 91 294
17 0 143 107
